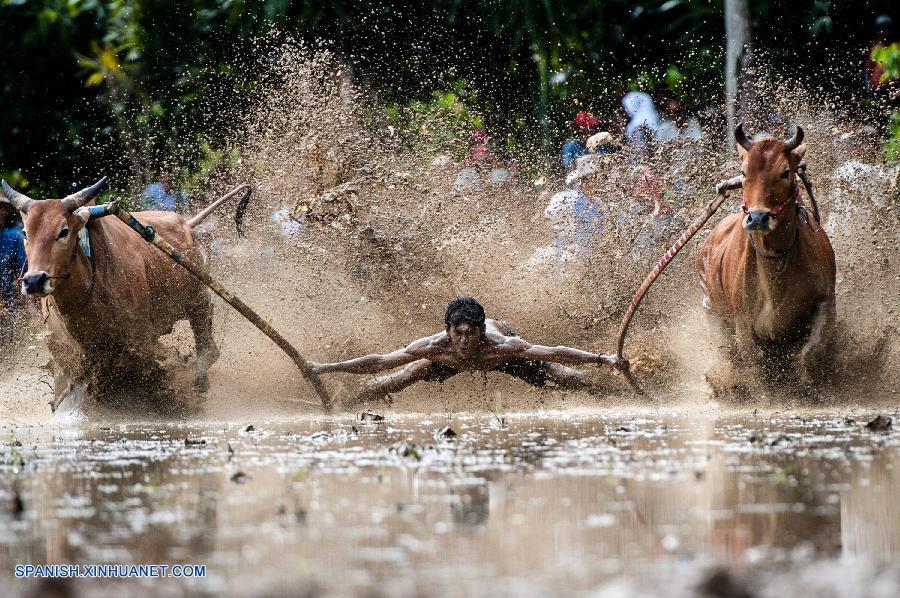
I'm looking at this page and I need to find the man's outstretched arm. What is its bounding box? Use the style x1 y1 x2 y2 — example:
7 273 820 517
309 336 438 375
518 342 623 368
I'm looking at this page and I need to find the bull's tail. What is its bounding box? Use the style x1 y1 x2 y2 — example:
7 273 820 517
187 184 253 237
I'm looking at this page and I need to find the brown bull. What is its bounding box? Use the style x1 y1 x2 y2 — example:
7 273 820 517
697 125 836 390
1 177 225 395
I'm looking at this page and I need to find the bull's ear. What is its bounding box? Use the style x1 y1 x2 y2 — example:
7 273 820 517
790 143 807 162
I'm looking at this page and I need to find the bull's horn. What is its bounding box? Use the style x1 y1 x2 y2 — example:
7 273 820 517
784 125 804 151
1 179 35 213
61 176 108 212
734 123 754 151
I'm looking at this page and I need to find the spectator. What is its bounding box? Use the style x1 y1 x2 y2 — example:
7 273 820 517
0 196 26 315
655 95 682 143
465 128 498 167
627 167 677 264
546 127 615 269
141 171 187 211
451 128 512 195
561 111 619 171
544 188 606 270
622 91 660 147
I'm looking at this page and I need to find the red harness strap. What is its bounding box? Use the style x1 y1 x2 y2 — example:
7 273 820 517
741 183 799 217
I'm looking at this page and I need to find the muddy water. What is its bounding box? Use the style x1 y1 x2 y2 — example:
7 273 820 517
2 409 899 597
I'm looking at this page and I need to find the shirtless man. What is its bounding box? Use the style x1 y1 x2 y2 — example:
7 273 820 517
308 296 625 406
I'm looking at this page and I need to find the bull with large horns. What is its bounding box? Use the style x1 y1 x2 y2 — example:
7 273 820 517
696 124 836 394
1 177 227 403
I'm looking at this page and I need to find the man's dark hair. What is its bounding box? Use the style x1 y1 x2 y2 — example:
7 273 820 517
445 296 486 329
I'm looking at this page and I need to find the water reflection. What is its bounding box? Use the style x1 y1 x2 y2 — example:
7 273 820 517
1 412 897 596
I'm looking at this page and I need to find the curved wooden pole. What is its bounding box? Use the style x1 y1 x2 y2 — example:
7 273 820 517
614 175 744 396
90 202 333 412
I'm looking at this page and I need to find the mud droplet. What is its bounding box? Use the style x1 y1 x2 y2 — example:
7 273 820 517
696 567 754 598
12 490 24 519
435 426 458 440
231 471 252 484
360 410 384 422
391 441 422 460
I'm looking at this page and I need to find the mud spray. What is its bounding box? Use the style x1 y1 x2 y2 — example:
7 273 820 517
1 38 897 420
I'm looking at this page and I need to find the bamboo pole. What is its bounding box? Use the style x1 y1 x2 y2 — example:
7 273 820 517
95 202 334 412
614 176 744 397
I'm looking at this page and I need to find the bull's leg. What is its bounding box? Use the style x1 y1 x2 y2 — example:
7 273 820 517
798 300 835 387
721 321 762 400
187 297 220 393
702 313 742 399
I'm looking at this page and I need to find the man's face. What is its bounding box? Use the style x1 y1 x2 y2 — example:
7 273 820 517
447 323 483 359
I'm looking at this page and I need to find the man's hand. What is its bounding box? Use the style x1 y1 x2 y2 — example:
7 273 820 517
598 353 629 372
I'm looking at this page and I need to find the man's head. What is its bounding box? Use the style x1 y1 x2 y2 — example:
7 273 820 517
444 296 486 359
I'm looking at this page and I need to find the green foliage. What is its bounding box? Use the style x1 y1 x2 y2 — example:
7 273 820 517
396 80 483 159
872 43 900 81
1 0 897 189
883 117 900 162
873 43 900 161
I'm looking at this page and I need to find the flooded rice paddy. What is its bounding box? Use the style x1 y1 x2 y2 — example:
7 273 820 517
2 409 899 597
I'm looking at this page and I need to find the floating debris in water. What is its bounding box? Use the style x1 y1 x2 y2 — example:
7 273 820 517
696 567 754 598
311 431 332 440
435 426 458 440
230 471 252 484
244 425 256 432
864 415 892 432
391 441 422 460
360 410 384 422
490 414 507 429
12 490 24 519
184 438 206 447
